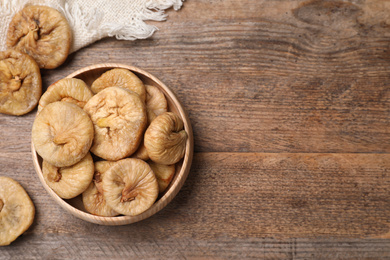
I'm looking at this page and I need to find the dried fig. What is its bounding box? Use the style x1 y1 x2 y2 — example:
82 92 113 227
38 78 93 112
103 158 158 216
42 152 94 199
82 161 119 217
32 101 94 167
148 161 175 193
145 84 168 124
132 85 170 160
131 139 149 161
0 49 41 115
83 86 147 161
0 177 35 246
144 112 187 165
91 68 146 102
6 5 72 69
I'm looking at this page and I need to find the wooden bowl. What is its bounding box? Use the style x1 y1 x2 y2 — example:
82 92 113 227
31 63 193 225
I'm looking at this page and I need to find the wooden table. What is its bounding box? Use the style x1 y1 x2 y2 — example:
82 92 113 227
1 0 390 258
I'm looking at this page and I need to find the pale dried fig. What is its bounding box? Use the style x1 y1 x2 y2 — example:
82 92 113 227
91 68 146 102
131 85 169 160
6 5 72 69
0 176 35 246
32 101 94 167
82 161 119 217
131 139 149 161
83 86 147 161
148 161 175 193
145 84 167 124
103 158 158 216
144 112 187 165
42 152 94 199
38 78 93 112
0 49 41 115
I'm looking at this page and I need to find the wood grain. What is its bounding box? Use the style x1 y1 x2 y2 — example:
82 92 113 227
23 152 390 238
1 153 390 258
43 0 390 154
1 0 390 258
2 236 390 259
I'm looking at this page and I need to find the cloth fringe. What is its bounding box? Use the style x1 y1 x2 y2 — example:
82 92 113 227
0 0 184 52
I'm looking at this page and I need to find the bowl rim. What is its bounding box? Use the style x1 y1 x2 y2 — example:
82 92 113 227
31 63 194 225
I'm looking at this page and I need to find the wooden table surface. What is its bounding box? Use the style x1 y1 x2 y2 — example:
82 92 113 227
1 0 390 258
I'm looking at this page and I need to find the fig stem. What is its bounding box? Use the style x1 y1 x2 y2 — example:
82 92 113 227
0 199 3 212
28 21 39 41
121 186 137 203
9 80 22 92
121 196 135 203
53 132 69 145
29 21 39 32
48 169 61 183
93 172 102 183
179 130 187 138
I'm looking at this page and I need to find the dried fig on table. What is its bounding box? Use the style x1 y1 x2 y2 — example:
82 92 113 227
32 101 94 167
6 5 72 69
0 176 35 246
38 78 93 112
91 68 146 102
42 152 94 199
144 112 187 165
83 86 147 161
145 84 168 124
0 49 41 115
148 161 175 193
82 161 119 217
103 158 158 216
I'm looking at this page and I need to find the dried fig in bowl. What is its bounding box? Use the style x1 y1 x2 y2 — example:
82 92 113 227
38 78 93 111
102 158 158 216
82 161 119 217
145 84 168 124
32 101 94 167
91 68 146 102
6 5 72 69
0 49 41 115
144 112 188 165
42 152 94 199
131 139 149 161
84 86 147 161
148 161 175 193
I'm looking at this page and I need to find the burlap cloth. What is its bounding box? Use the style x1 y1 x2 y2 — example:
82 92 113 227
0 0 183 53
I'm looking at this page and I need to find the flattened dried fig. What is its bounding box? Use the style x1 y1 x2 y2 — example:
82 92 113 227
145 85 167 124
42 152 94 199
91 68 146 102
84 86 147 161
0 49 41 115
38 78 93 112
144 112 187 165
82 161 119 217
103 158 158 216
148 161 175 193
6 5 72 69
0 177 35 246
32 101 94 167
